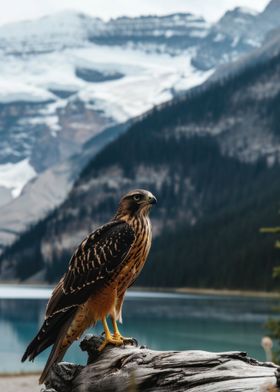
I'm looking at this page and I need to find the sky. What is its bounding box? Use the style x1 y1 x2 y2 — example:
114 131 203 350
0 0 271 26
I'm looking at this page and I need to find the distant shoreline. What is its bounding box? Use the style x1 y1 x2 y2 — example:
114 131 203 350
0 372 40 377
0 282 279 299
131 286 280 299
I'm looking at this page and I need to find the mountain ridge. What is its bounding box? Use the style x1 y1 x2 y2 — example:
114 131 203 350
2 47 280 289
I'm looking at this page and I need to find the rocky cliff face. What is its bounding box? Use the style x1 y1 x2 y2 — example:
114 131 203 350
88 13 210 52
193 1 280 70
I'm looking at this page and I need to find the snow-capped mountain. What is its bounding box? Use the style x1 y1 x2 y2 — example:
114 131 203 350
0 11 215 211
2 41 280 285
0 11 102 54
1 1 280 250
193 0 280 70
0 11 212 207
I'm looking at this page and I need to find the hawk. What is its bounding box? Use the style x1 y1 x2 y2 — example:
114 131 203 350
22 189 157 384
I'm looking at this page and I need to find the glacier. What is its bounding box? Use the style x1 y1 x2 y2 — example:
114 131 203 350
0 159 36 198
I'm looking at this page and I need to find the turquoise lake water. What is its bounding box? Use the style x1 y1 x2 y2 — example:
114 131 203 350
0 286 279 373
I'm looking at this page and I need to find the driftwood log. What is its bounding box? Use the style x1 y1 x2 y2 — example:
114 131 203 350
42 334 280 392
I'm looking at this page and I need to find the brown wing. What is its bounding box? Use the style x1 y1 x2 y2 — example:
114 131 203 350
46 220 136 316
22 220 135 364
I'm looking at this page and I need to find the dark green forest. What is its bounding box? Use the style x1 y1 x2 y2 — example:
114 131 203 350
141 169 280 290
2 51 280 290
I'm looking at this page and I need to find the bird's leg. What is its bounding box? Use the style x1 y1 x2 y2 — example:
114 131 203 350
110 315 134 344
98 317 123 352
111 315 122 340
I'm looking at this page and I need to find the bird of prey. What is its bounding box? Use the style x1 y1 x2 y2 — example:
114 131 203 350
22 189 157 384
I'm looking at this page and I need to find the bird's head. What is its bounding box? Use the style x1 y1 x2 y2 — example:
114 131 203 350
115 189 157 219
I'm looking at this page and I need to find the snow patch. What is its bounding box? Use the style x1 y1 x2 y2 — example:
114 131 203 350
76 46 212 122
0 80 56 103
0 159 37 198
232 36 240 47
214 33 226 42
165 30 174 38
237 7 258 16
0 10 103 53
189 30 208 38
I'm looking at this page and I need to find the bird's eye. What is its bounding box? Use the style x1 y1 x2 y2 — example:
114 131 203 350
133 194 141 201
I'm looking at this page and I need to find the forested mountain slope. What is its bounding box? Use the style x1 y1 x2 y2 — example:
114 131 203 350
2 51 280 289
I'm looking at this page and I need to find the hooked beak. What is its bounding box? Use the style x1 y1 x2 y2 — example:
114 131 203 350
148 195 157 205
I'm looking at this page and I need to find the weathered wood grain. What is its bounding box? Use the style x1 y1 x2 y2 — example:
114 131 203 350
42 334 280 392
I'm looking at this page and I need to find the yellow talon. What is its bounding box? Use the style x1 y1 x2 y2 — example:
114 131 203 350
98 317 124 352
98 335 123 352
111 316 134 344
112 333 133 342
